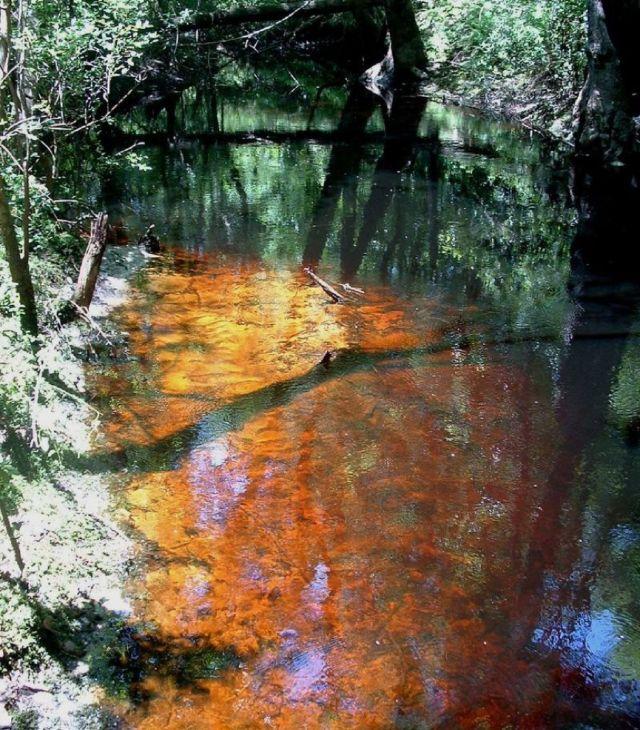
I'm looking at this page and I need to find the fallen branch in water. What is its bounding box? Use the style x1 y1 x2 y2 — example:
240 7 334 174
69 301 114 346
304 267 348 303
341 282 365 296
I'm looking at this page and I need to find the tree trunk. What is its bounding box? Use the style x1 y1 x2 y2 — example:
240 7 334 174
0 490 25 576
0 170 38 337
573 0 638 164
350 4 387 71
15 0 33 120
71 212 108 310
166 97 177 138
383 0 427 80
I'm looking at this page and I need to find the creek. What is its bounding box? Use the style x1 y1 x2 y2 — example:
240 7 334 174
93 87 640 727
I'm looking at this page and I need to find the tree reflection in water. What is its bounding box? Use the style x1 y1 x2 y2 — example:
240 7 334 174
97 87 640 727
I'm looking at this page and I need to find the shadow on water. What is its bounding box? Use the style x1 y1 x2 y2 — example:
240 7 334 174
87 83 640 725
33 597 240 709
78 336 479 474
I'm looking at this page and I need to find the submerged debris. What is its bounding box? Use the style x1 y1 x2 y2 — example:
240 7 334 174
137 225 161 254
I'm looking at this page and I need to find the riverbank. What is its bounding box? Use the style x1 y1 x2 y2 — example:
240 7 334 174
418 78 575 143
0 246 146 729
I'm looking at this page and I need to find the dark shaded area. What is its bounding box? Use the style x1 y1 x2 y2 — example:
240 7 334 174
568 166 640 443
28 595 240 707
500 167 640 729
570 167 640 307
600 0 640 118
574 0 639 164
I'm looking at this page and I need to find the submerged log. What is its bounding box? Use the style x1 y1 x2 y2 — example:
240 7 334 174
319 351 333 367
71 213 108 310
304 267 348 303
341 282 365 296
105 127 498 158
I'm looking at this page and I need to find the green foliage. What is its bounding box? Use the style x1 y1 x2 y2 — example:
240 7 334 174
0 170 95 467
609 339 640 439
27 0 156 121
421 0 587 124
0 167 102 680
0 582 43 670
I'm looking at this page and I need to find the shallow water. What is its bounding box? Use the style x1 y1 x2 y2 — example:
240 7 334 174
96 88 640 727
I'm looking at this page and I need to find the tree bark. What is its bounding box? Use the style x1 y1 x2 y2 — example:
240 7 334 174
383 0 427 80
0 170 38 337
0 490 25 576
176 0 384 32
71 212 108 310
573 0 638 164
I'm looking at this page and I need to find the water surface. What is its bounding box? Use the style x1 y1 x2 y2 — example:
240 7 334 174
96 88 640 727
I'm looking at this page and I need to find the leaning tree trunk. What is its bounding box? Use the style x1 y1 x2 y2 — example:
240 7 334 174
573 0 639 164
177 0 426 84
71 213 108 311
